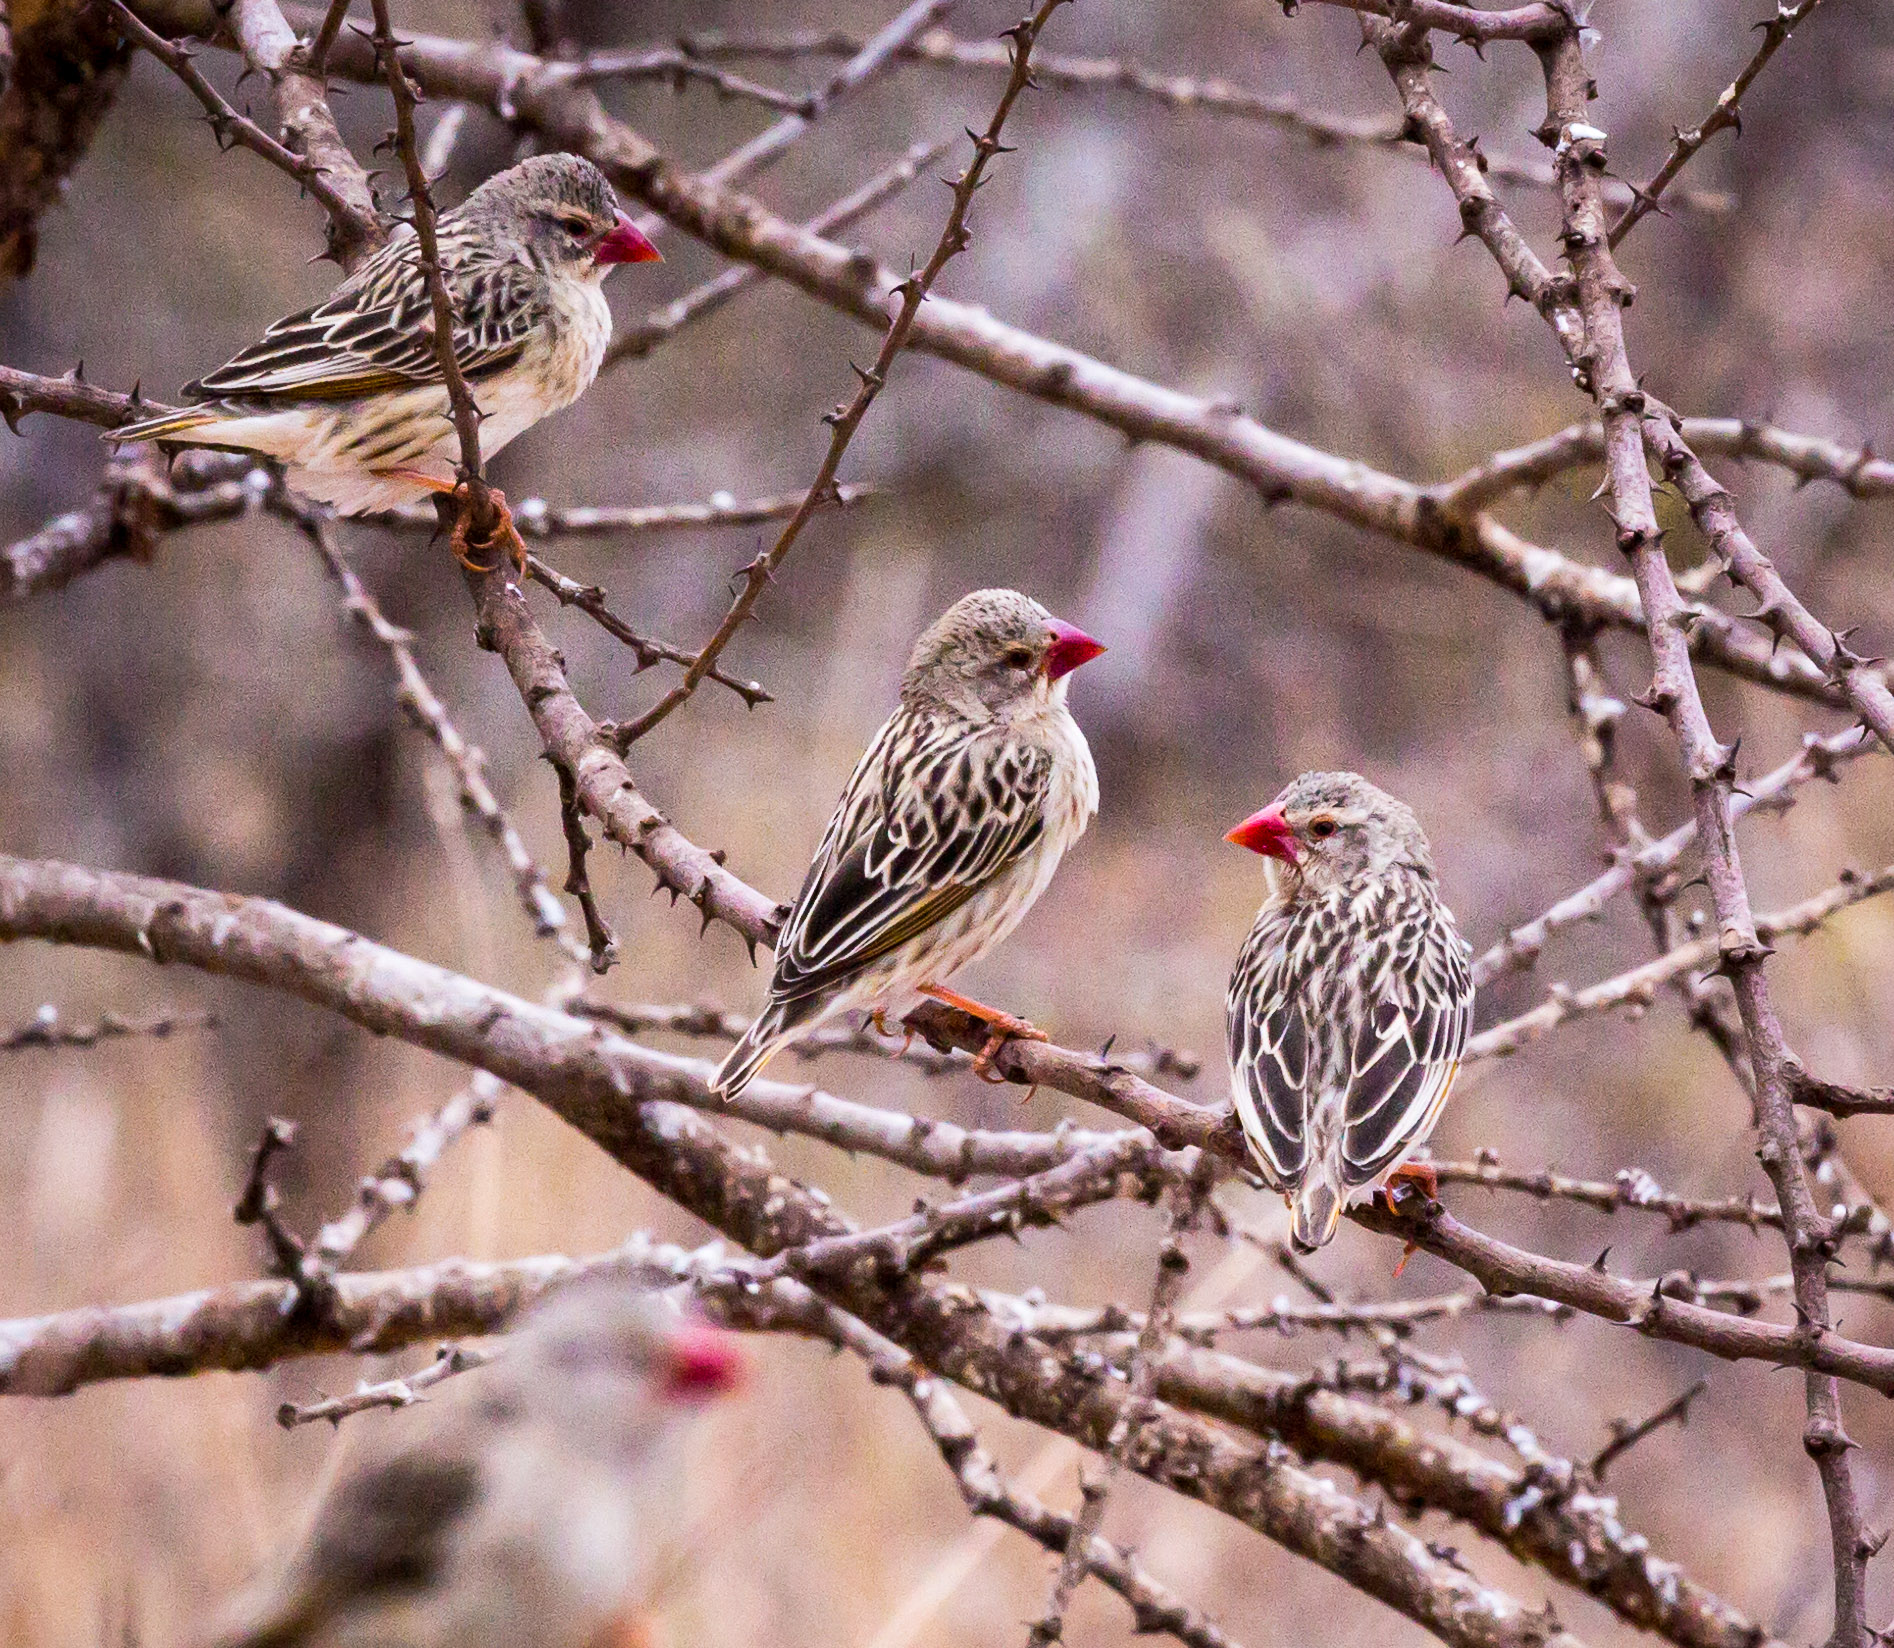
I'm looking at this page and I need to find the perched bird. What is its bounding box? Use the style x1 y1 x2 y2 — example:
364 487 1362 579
1224 772 1473 1252
203 1281 742 1648
711 589 1105 1100
112 153 658 558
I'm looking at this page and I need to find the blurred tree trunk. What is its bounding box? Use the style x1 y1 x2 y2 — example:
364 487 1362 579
0 0 131 280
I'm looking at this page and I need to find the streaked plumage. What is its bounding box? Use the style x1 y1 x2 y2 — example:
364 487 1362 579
112 154 659 516
201 1281 741 1648
711 589 1104 1100
1225 772 1473 1251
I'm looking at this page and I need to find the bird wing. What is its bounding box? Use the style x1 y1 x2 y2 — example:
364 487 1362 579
770 709 1052 1003
218 1445 482 1646
186 225 547 404
1228 885 1473 1193
1335 895 1474 1187
1226 910 1314 1189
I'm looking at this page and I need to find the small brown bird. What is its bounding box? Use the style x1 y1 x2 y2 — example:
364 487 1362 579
204 1281 741 1648
112 154 658 552
711 589 1105 1100
1224 772 1473 1251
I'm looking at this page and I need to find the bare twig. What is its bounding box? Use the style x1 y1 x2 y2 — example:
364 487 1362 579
612 2 1069 750
1429 1154 1786 1235
1431 416 1894 515
605 140 951 369
1609 0 1827 247
679 27 1732 218
279 1341 497 1427
311 1074 501 1270
0 1003 215 1053
232 1117 327 1307
1786 1063 1894 1121
555 761 617 973
383 485 875 539
547 47 812 116
523 552 772 710
283 491 571 942
366 0 494 542
225 0 383 267
1590 1378 1709 1481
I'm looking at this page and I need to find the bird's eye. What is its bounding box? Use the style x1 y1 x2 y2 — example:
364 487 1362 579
1308 815 1339 840
1002 645 1036 670
556 213 592 238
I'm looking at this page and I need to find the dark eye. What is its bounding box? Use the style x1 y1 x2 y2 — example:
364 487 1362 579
556 213 592 238
1002 645 1035 670
1308 816 1338 840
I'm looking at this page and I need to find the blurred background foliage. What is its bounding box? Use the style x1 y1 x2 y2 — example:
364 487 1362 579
2 1 1893 1644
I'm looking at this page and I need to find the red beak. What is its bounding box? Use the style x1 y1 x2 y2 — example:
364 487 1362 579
662 1323 745 1400
1226 806 1299 862
595 211 663 266
1042 619 1106 683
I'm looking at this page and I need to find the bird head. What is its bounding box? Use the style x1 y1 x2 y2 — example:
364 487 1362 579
1226 770 1435 896
901 588 1105 721
462 153 661 280
502 1280 743 1462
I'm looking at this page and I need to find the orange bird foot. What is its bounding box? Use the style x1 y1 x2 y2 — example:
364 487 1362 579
1378 1162 1438 1277
376 468 528 577
913 982 1048 1086
1382 1160 1439 1204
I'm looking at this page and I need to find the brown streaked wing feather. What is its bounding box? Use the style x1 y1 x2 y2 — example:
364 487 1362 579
1337 900 1473 1185
770 710 1051 1004
1227 908 1314 1189
187 224 548 405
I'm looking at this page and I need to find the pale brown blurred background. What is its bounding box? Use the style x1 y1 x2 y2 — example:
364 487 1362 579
3 2 1894 1644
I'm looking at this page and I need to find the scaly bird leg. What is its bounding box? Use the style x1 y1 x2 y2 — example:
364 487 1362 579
375 469 528 578
912 982 1047 1087
1378 1160 1439 1277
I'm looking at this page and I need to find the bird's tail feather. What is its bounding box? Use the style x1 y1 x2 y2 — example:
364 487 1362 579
1289 1179 1344 1252
107 408 223 445
710 1006 792 1101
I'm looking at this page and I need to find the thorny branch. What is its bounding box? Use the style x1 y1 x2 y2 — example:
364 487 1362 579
286 490 572 943
225 0 383 268
0 1003 215 1052
1348 14 1876 1635
604 139 951 369
1029 1171 1206 1647
279 1341 497 1428
677 26 1733 219
6 5 1893 1645
1608 0 1827 247
367 0 496 547
611 1 1073 750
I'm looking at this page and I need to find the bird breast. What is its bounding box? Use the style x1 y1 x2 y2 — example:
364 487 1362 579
471 277 613 466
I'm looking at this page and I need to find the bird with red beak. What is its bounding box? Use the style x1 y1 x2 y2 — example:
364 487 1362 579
1223 771 1474 1251
113 154 661 568
204 1281 742 1648
713 589 1105 1097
